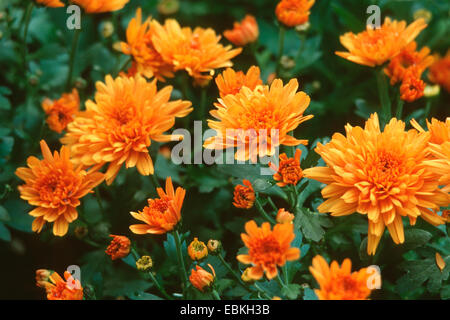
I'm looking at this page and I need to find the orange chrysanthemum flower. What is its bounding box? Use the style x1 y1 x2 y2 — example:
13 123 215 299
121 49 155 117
237 220 300 280
399 68 425 102
129 177 185 234
121 8 174 81
309 255 373 300
384 41 434 85
223 15 259 47
428 50 450 93
150 19 242 85
336 18 427 67
61 75 192 185
269 148 303 187
189 264 216 292
276 208 295 224
425 142 450 193
105 235 131 260
35 0 64 7
71 0 129 13
187 237 208 261
204 79 312 162
215 66 262 98
37 270 83 300
233 179 255 209
411 117 450 145
15 141 104 236
303 113 449 255
41 89 80 133
275 0 315 28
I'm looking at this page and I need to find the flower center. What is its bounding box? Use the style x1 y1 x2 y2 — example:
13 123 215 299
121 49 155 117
149 198 170 214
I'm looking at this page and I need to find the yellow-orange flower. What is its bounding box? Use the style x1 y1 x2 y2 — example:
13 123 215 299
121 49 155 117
121 8 174 81
425 142 450 193
42 89 80 133
384 41 434 85
336 18 427 67
215 66 262 99
15 140 104 236
36 270 83 300
276 208 295 224
275 0 315 28
105 235 131 260
269 148 303 187
71 0 129 13
223 15 259 47
35 0 64 7
411 117 450 145
309 255 373 300
428 50 450 93
150 19 242 85
399 68 425 102
189 264 216 292
207 239 221 254
204 78 312 162
237 220 300 280
188 237 208 261
129 177 185 234
233 179 255 209
61 75 192 185
303 113 449 255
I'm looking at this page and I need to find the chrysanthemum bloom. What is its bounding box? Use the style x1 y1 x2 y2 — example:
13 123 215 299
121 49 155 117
204 79 312 162
384 41 434 85
36 270 83 300
309 255 373 300
207 239 221 254
303 113 449 255
121 8 174 81
399 68 425 102
411 117 450 145
428 50 450 93
425 142 450 193
223 15 259 47
187 237 208 261
275 0 315 28
233 179 255 209
276 208 295 224
35 0 64 7
150 19 242 85
61 75 192 185
189 264 216 292
15 141 104 236
105 235 131 260
129 177 186 234
336 18 427 67
41 89 80 133
136 255 153 271
237 220 300 280
70 0 129 13
269 148 303 187
215 66 262 98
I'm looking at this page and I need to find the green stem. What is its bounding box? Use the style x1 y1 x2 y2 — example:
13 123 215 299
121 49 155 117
395 94 404 119
423 99 432 120
253 283 273 300
173 230 188 292
198 86 208 121
275 25 285 76
217 254 251 292
267 196 278 213
66 27 82 91
255 198 276 224
276 274 286 290
283 264 289 285
212 289 221 300
94 187 104 214
116 56 132 76
151 174 162 190
21 2 34 75
375 68 391 126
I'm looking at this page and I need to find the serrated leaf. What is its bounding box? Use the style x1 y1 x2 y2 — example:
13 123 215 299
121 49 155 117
281 283 301 299
295 208 332 242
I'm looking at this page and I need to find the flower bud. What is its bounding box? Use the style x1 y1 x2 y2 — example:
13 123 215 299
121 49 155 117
207 239 221 255
136 256 153 271
188 237 208 261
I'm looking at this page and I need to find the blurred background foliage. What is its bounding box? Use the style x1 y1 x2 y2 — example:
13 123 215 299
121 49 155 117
0 0 449 299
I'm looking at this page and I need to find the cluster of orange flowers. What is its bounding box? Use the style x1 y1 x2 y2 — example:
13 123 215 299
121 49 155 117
35 0 130 12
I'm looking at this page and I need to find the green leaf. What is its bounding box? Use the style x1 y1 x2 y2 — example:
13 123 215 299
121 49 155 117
303 288 318 300
281 283 301 299
295 208 332 242
441 285 450 300
0 205 10 221
400 228 432 251
0 136 14 158
127 292 163 300
0 222 11 242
